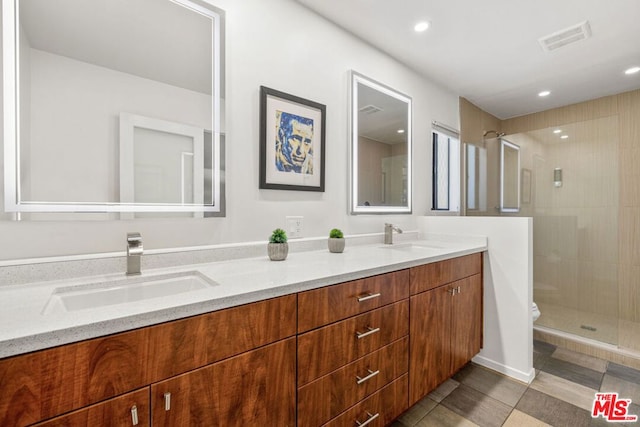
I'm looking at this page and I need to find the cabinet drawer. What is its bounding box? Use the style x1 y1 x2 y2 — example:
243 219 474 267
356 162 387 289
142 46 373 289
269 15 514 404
322 374 408 427
410 253 482 294
297 300 409 386
298 270 410 333
32 388 150 427
298 337 408 427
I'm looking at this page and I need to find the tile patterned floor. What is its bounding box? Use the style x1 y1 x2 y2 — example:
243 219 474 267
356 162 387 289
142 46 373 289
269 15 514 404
392 340 640 427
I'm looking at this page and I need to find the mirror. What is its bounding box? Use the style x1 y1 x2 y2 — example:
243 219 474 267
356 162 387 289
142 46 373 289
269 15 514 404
350 71 411 214
465 143 488 213
500 139 520 212
2 0 223 214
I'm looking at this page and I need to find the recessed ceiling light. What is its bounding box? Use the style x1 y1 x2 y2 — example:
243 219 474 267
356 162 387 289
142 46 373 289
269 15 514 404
561 135 569 139
414 21 430 32
538 90 551 97
625 66 640 75
397 129 405 134
553 129 562 134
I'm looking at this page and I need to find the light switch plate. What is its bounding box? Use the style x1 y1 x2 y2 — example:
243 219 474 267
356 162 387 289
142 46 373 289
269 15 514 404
286 216 303 239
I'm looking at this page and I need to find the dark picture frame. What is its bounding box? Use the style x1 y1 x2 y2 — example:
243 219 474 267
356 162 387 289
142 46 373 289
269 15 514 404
259 86 326 191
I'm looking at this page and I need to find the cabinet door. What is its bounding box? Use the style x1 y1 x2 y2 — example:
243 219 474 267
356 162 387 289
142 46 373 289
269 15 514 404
450 274 483 374
409 287 452 406
33 388 150 427
151 338 296 427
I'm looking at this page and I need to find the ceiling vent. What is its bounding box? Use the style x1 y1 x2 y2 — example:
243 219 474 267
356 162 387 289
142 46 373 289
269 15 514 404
539 21 592 52
359 104 383 114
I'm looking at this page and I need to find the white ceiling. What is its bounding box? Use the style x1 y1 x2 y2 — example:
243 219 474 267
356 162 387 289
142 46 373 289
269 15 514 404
295 0 640 119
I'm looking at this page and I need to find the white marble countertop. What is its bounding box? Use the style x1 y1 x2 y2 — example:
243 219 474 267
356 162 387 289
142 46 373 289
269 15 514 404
0 236 486 359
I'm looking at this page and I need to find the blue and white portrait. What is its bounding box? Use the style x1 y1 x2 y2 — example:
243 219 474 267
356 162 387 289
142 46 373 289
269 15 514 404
275 111 314 174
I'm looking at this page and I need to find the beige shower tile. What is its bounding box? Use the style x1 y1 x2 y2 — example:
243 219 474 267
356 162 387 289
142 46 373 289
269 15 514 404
577 261 618 318
619 208 640 264
620 319 640 351
621 173 640 207
620 148 640 176
618 91 640 149
619 264 640 323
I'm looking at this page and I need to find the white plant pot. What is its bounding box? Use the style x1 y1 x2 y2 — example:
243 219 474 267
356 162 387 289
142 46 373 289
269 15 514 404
328 238 345 253
268 243 288 261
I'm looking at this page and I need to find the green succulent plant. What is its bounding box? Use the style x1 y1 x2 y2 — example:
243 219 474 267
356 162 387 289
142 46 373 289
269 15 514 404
269 228 288 244
329 228 344 239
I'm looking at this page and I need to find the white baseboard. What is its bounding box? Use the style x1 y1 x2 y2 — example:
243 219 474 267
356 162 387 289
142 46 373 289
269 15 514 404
472 354 535 384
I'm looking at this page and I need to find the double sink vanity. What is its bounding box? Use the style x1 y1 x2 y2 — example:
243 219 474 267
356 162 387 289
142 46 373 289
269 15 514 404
0 236 486 426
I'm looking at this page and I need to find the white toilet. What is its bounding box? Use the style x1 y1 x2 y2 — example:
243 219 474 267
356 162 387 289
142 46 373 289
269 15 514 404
532 302 541 322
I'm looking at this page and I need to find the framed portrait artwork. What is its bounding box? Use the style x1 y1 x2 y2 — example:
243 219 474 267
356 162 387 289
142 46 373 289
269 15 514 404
259 86 326 191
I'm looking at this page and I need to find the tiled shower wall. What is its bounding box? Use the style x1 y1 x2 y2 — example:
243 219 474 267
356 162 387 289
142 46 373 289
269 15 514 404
460 89 640 351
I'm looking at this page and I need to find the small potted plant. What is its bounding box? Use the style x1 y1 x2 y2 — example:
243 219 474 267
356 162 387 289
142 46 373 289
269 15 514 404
268 228 288 261
328 228 345 253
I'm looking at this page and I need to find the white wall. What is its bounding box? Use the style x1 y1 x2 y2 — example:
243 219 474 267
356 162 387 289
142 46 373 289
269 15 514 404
0 0 459 261
419 216 535 384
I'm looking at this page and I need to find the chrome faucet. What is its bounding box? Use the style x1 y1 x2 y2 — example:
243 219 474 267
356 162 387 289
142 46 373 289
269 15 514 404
384 223 403 245
126 232 143 275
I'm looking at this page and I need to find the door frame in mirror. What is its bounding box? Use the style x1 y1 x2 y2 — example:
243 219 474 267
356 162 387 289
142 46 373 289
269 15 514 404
500 138 520 213
349 70 412 214
2 0 223 214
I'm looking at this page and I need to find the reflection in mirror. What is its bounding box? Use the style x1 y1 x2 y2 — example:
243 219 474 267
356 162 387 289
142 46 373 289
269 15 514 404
465 143 487 212
350 71 411 214
500 139 520 212
2 0 223 215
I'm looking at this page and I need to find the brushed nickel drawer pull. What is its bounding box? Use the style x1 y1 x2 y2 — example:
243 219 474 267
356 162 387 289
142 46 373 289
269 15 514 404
356 369 380 385
457 286 461 294
164 392 171 411
356 326 380 339
357 292 381 302
355 411 379 426
448 287 456 295
131 405 139 425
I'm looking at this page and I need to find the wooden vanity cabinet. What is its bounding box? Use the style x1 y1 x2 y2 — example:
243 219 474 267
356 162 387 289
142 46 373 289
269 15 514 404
0 295 296 427
1 252 484 427
409 253 483 406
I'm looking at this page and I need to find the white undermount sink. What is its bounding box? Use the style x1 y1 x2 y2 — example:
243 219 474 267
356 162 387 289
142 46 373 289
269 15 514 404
378 242 445 251
42 271 218 315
